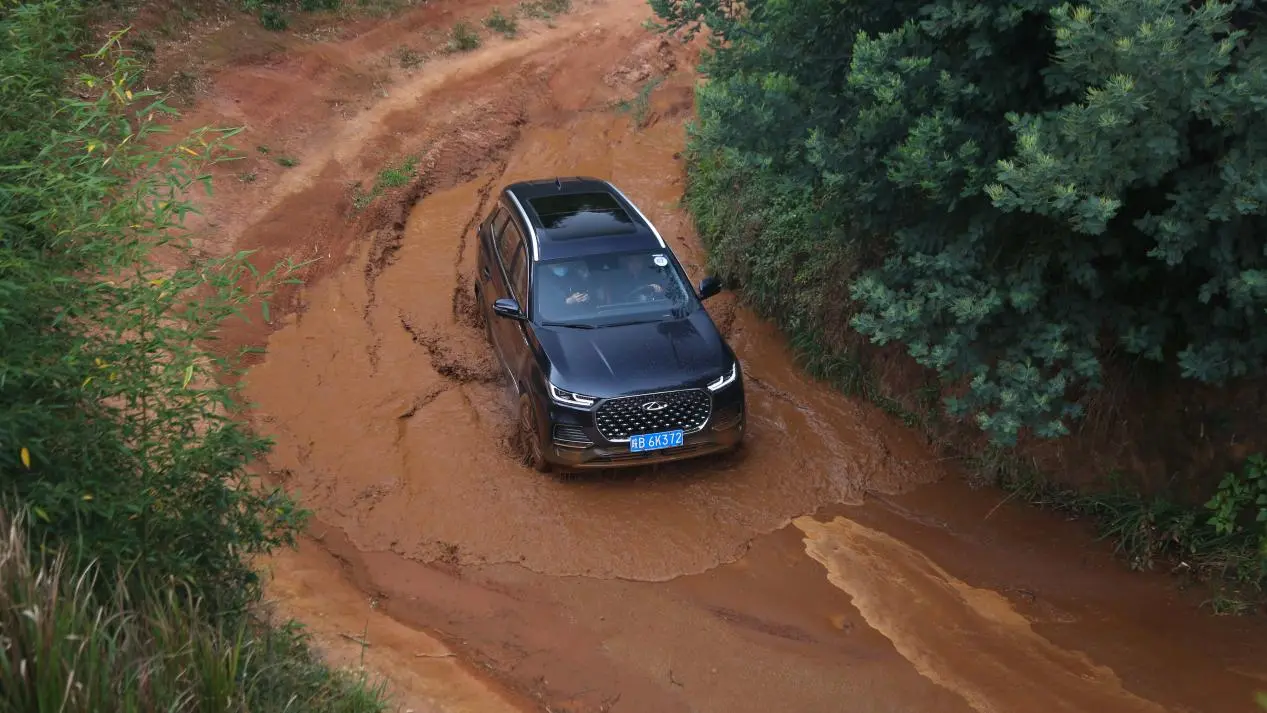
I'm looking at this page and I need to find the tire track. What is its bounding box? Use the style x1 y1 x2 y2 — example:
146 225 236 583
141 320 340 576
451 164 511 329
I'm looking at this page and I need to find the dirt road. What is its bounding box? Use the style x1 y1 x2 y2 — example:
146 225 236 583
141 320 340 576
161 0 1267 711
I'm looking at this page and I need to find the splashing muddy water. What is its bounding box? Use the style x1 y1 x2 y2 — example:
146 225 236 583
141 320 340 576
154 0 1267 710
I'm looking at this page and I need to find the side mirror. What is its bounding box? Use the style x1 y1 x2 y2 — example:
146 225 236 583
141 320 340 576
493 297 525 320
698 275 722 301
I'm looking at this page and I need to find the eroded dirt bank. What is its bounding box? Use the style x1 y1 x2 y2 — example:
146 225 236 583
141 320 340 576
161 0 1267 711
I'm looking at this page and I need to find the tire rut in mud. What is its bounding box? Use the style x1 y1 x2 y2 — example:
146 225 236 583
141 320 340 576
398 312 502 385
361 106 527 317
450 168 508 330
352 94 528 374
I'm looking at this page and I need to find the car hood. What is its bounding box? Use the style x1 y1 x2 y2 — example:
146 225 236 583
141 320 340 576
536 310 732 398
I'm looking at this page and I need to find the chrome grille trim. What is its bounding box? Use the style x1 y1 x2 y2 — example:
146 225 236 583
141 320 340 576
594 388 712 442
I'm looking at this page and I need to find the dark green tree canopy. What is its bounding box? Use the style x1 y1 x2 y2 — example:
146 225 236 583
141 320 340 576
654 0 1267 444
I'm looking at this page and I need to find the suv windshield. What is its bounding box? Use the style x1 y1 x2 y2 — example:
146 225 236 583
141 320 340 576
532 249 699 328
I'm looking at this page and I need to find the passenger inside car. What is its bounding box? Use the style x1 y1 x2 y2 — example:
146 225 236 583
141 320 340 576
537 259 593 320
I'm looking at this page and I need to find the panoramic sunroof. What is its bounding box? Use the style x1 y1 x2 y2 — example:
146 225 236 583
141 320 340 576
528 192 636 238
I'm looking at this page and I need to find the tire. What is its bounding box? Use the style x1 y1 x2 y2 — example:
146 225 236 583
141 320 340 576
518 393 552 473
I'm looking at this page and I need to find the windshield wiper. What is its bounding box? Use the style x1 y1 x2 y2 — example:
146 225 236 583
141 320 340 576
540 321 595 329
599 318 661 328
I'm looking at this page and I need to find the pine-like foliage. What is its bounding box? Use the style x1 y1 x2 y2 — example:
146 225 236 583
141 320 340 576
653 0 1267 445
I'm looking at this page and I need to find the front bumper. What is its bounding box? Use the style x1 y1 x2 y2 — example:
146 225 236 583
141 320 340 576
541 385 746 470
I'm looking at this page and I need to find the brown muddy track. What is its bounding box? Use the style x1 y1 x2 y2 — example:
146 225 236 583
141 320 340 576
160 1 1267 712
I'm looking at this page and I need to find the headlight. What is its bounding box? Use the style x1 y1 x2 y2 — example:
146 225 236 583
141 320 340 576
548 381 596 408
707 361 739 392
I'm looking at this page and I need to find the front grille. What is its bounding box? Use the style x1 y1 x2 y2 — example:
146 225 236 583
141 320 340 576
594 389 712 441
552 424 592 447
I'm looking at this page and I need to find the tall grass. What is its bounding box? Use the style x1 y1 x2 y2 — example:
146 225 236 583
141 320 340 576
0 510 389 713
1 2 392 710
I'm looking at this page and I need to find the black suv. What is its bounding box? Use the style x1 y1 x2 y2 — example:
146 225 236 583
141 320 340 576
474 176 746 472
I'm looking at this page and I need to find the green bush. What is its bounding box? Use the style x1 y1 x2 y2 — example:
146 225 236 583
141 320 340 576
1 3 306 611
652 0 1267 447
519 0 572 21
238 0 341 29
1206 453 1267 551
0 510 388 713
445 21 481 52
483 7 518 37
259 5 288 30
615 75 666 128
0 3 388 710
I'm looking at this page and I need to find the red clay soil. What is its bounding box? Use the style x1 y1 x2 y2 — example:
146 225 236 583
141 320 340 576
123 1 1267 712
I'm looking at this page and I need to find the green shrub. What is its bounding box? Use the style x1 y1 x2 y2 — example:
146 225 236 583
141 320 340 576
1206 453 1267 553
483 8 518 37
652 0 1267 447
519 0 571 21
0 4 387 711
540 0 572 13
396 45 424 68
376 155 418 187
615 75 665 128
239 0 340 29
445 21 480 52
259 5 288 30
1 8 306 612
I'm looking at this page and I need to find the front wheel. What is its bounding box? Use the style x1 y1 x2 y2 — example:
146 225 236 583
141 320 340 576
517 393 551 473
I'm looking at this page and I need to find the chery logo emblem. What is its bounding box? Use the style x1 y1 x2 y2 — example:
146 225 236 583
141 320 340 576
642 401 668 412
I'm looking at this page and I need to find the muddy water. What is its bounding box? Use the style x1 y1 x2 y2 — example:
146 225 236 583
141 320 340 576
797 516 1170 713
247 107 941 582
213 1 1267 711
260 544 526 713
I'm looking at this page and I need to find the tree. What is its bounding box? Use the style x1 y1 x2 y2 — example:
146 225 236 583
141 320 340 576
654 0 1267 445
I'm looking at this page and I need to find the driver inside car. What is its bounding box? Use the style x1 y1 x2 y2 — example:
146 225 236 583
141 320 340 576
608 253 668 303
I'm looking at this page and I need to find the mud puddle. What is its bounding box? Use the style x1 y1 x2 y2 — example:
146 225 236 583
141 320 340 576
261 543 527 713
156 0 1267 710
828 484 1267 713
244 107 939 582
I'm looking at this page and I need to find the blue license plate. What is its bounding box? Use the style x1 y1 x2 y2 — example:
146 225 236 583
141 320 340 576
629 429 685 453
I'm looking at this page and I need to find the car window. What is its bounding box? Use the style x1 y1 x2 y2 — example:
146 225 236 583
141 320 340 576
490 207 509 243
498 215 522 267
533 249 698 327
509 242 529 303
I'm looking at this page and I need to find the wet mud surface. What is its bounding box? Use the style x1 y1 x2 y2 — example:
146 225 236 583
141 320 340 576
163 0 1267 711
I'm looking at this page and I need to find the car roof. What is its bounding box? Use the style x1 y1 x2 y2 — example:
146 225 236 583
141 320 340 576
503 177 665 261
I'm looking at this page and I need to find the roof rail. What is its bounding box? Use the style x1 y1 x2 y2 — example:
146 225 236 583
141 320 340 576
505 189 540 260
